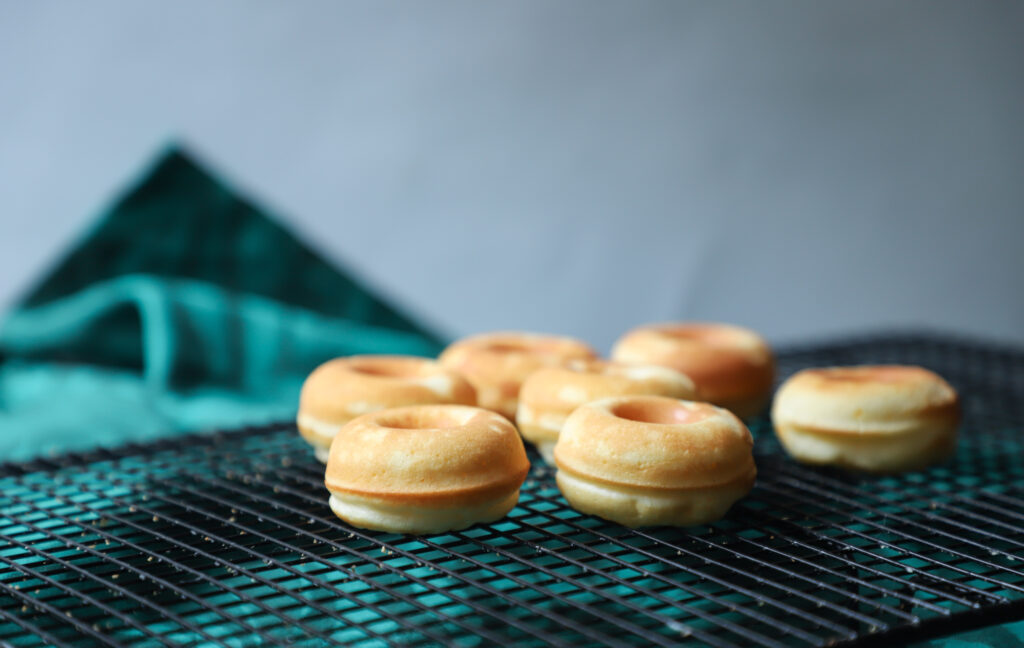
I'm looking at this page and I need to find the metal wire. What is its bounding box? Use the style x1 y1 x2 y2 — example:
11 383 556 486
2 333 1024 647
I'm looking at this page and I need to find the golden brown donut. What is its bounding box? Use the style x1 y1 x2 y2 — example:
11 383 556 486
517 360 697 463
553 396 756 527
772 365 960 472
297 355 476 462
438 331 598 419
324 405 530 533
611 322 774 418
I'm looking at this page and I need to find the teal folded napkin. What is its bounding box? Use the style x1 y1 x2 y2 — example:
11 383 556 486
0 146 443 460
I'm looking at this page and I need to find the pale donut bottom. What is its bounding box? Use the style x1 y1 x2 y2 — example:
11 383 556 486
517 420 561 465
328 490 521 534
298 414 348 463
536 441 557 465
555 470 754 528
313 445 331 464
774 422 958 473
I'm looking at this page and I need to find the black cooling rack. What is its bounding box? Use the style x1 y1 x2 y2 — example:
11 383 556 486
2 334 1024 647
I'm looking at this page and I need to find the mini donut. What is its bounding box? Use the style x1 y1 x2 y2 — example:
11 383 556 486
553 396 756 527
438 331 598 419
298 355 476 462
324 405 530 533
771 365 960 473
517 360 697 463
611 322 774 418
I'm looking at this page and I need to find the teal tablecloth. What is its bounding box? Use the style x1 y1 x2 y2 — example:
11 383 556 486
913 621 1024 648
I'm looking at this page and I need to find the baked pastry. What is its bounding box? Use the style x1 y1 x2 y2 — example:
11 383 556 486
298 355 476 462
438 331 598 419
517 360 697 463
553 396 756 527
324 405 530 533
772 365 960 472
611 322 774 418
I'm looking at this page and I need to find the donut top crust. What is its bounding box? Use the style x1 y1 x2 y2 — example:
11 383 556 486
610 323 773 403
519 360 697 414
772 365 960 435
554 396 755 490
299 355 476 423
439 331 598 404
325 405 530 503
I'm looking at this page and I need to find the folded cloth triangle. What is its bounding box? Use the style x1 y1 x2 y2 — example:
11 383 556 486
0 146 443 461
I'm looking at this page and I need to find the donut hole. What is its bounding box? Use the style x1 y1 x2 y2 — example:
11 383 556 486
484 341 555 356
349 359 423 379
659 325 743 348
819 366 922 384
608 363 676 381
610 400 708 425
376 410 466 430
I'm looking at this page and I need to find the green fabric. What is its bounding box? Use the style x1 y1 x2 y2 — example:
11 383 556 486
912 623 1024 648
0 147 443 460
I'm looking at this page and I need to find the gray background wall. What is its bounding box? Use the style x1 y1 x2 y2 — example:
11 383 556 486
1 1 1022 351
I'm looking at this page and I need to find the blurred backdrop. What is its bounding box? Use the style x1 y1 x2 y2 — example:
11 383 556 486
1 0 1022 351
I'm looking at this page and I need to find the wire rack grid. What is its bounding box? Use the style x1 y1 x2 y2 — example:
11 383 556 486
2 333 1024 647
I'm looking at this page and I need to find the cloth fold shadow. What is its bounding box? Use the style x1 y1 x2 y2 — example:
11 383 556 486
0 146 443 460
